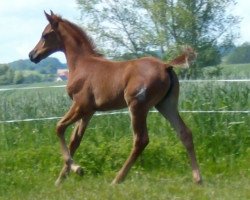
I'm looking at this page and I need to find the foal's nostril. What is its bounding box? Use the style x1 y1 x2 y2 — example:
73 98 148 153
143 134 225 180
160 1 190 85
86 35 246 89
29 51 37 63
29 51 33 60
29 50 36 61
29 50 41 63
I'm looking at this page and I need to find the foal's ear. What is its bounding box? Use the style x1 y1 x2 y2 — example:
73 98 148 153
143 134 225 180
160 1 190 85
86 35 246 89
44 10 58 29
50 10 55 16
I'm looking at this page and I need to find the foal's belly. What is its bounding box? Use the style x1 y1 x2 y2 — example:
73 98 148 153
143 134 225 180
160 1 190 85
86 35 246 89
94 93 127 111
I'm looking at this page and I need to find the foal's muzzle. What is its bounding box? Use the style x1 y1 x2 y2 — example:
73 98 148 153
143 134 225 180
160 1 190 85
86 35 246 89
29 50 41 63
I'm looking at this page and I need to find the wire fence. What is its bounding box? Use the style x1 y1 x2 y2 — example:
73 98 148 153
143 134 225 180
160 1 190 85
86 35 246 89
0 79 250 92
0 85 66 92
0 79 249 124
0 110 249 124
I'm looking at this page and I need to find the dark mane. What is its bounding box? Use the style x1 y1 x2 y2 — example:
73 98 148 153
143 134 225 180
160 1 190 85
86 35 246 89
59 16 102 57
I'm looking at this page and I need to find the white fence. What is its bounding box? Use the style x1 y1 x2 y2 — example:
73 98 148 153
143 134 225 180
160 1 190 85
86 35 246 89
0 79 250 92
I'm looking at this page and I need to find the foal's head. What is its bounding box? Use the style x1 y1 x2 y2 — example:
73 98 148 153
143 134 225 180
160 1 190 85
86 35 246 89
29 11 102 63
29 11 63 63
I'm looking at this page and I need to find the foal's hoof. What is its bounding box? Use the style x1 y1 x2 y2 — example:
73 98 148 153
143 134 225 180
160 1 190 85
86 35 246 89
194 177 202 185
111 178 123 185
71 164 84 176
193 170 202 184
111 180 117 186
75 166 84 176
55 178 63 187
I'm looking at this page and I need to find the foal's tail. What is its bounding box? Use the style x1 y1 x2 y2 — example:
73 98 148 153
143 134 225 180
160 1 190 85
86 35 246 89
166 46 197 69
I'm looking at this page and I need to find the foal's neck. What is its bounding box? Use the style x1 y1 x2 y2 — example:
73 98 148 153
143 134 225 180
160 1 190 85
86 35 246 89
59 23 97 69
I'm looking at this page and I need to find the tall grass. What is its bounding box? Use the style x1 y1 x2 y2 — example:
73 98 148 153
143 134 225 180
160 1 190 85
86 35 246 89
0 80 249 199
0 87 70 121
201 63 250 79
180 81 249 111
219 63 250 79
0 81 249 120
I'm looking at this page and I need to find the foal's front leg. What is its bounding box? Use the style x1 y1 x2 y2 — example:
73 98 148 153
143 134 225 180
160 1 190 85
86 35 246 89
55 113 93 185
54 103 83 186
55 121 82 185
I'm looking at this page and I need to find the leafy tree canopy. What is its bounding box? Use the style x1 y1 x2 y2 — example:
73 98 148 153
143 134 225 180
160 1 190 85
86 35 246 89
77 0 239 78
8 57 66 72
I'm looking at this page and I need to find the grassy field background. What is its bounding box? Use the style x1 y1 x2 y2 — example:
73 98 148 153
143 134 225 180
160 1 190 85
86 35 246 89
0 65 249 199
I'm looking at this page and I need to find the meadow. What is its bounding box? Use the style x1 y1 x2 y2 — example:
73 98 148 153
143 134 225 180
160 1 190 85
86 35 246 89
0 74 249 199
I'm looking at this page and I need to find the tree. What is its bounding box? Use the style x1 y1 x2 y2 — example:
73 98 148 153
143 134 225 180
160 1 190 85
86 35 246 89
13 72 25 84
76 0 239 78
23 74 42 84
226 43 250 64
77 0 153 57
0 64 15 85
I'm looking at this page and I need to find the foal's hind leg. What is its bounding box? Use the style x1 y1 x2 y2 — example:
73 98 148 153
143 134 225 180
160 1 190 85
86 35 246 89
112 104 149 184
55 112 93 185
156 100 202 184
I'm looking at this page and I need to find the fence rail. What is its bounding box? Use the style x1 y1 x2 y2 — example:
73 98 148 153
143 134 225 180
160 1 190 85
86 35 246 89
0 79 249 92
0 85 66 92
0 110 249 124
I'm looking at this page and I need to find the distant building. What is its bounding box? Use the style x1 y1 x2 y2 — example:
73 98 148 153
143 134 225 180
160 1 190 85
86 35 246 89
56 69 68 81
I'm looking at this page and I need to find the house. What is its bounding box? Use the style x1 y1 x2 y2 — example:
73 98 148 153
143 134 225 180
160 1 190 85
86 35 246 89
56 69 69 81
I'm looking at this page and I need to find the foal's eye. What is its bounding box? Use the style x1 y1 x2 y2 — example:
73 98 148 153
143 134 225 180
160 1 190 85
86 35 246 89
42 34 49 40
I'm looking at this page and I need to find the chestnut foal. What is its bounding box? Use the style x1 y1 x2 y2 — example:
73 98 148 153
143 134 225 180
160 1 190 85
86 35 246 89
29 11 202 186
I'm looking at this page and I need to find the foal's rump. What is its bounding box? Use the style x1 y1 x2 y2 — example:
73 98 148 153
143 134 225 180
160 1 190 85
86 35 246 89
121 47 194 107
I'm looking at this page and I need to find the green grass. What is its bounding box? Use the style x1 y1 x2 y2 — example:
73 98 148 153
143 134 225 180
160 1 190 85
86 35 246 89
2 172 250 200
0 86 70 121
0 79 249 199
0 112 249 199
